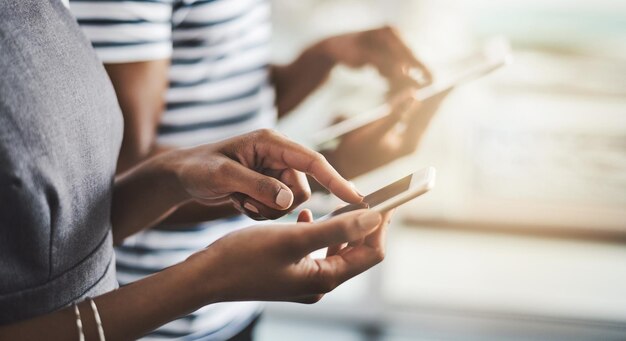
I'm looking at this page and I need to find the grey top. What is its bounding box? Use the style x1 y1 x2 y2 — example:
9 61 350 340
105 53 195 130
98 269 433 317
0 0 123 323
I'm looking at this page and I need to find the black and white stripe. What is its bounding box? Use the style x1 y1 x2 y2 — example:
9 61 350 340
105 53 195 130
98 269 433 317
71 0 274 339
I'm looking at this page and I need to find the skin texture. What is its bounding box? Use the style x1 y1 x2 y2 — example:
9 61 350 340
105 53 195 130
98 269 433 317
0 26 434 340
0 207 392 341
111 129 363 244
273 25 432 117
106 25 444 222
0 129 392 340
324 89 450 180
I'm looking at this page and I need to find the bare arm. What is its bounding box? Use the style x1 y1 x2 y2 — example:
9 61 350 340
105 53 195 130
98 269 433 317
272 42 336 117
272 26 432 118
111 130 363 243
273 26 444 181
0 256 208 341
0 208 390 341
1 131 388 339
104 60 170 173
105 60 240 225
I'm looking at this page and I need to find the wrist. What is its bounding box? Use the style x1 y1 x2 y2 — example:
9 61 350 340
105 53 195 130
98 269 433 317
150 151 193 205
310 39 338 68
182 249 228 305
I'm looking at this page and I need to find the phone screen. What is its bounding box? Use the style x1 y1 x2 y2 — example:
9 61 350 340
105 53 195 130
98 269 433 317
327 175 413 217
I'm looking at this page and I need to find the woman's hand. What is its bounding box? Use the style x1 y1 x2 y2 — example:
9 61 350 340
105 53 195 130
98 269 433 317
273 25 431 116
325 88 450 179
320 25 432 90
0 209 392 341
163 129 362 220
187 208 393 303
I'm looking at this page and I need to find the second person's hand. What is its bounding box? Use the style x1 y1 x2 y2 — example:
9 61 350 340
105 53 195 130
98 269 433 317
324 88 450 179
162 129 363 220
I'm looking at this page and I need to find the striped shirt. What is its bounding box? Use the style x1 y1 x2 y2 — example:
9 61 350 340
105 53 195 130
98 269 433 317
71 0 276 339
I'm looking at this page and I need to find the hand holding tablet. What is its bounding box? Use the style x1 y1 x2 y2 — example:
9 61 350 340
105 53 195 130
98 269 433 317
312 38 513 148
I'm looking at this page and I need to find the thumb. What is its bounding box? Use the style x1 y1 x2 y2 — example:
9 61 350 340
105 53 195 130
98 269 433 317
221 160 294 210
293 210 382 256
297 209 314 223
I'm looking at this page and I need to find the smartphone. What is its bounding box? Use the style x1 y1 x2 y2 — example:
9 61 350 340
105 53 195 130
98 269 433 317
311 40 512 147
319 166 436 220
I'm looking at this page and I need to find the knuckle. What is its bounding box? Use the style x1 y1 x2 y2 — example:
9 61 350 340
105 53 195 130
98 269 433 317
256 177 278 196
373 247 386 263
306 152 327 173
255 128 275 140
313 151 327 164
213 158 232 175
294 188 311 205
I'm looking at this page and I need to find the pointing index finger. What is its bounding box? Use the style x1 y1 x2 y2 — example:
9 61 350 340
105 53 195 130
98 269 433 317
281 145 362 204
257 133 363 203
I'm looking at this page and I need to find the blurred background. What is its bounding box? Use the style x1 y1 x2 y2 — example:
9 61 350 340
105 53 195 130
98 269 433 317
258 0 626 340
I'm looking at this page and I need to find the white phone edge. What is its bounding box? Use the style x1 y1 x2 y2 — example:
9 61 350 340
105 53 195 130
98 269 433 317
371 166 436 212
318 166 436 221
312 54 511 148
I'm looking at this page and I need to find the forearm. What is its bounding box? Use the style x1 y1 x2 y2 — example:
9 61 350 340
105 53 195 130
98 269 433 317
272 41 336 117
159 200 240 228
111 154 190 244
0 260 213 341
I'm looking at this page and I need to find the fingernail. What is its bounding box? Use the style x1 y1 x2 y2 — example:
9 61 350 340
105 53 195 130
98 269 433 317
275 188 293 209
357 211 381 230
243 202 259 214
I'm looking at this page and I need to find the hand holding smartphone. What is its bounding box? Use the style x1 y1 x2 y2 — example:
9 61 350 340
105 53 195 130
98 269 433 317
320 166 436 220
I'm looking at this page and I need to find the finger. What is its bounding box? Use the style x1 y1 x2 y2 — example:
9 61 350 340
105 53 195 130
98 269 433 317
326 243 346 257
378 26 432 84
371 26 432 86
230 194 268 220
400 89 450 152
363 209 394 249
347 237 365 248
364 91 417 137
253 131 362 203
278 169 312 209
321 211 393 283
220 160 295 210
313 244 385 289
297 209 313 223
342 90 414 143
232 194 281 220
399 99 430 152
291 210 382 256
235 168 313 220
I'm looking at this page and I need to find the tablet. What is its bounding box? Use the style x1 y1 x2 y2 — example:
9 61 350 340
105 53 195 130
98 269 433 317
319 166 436 220
312 40 512 147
